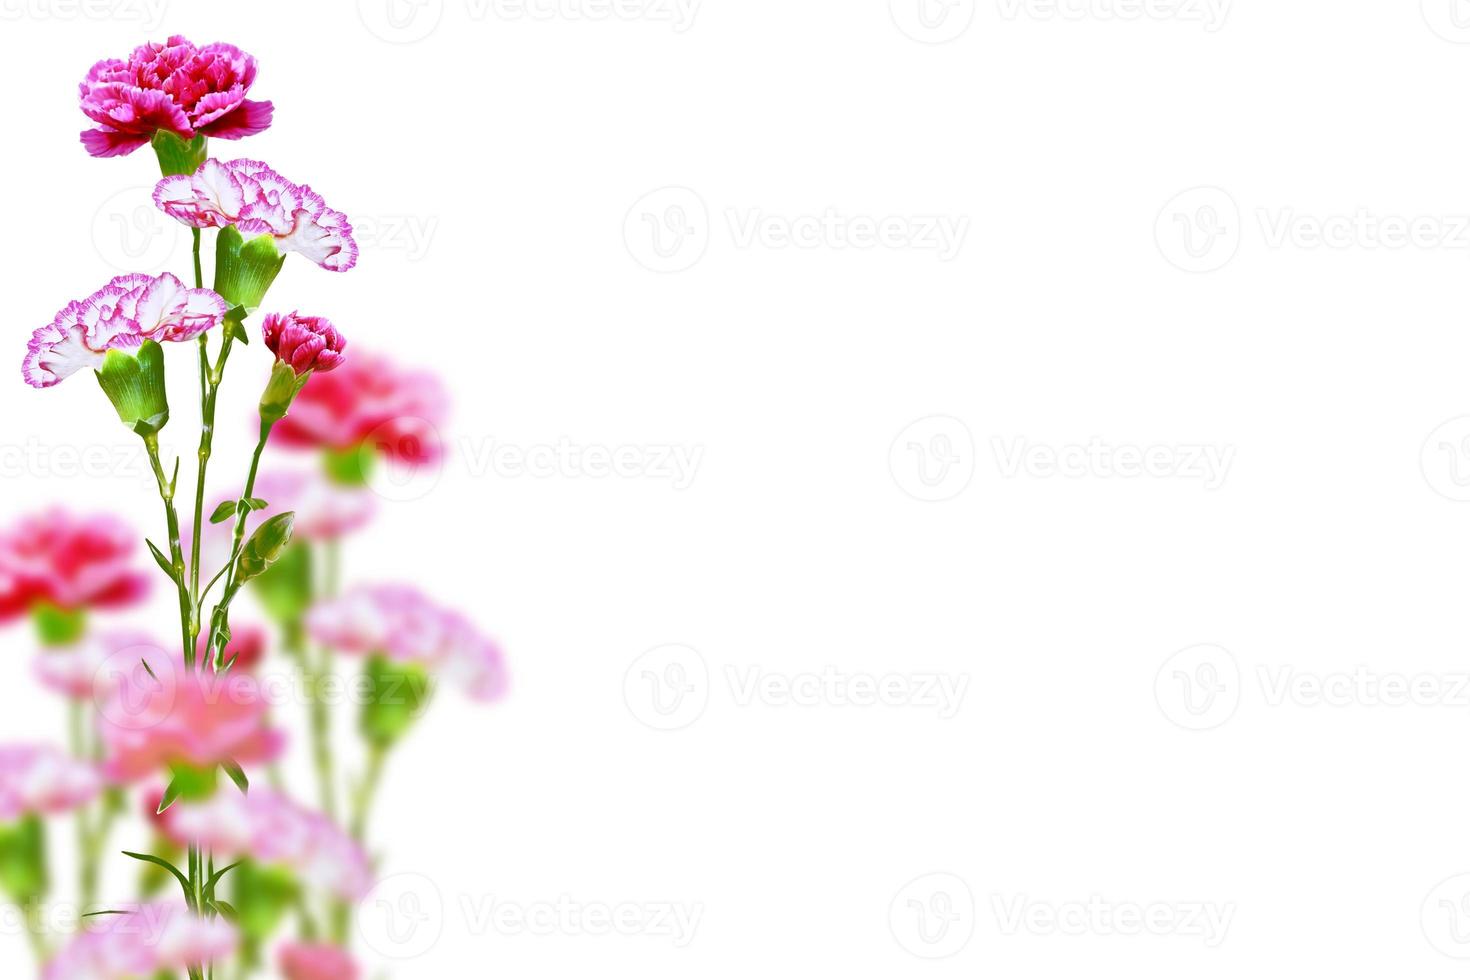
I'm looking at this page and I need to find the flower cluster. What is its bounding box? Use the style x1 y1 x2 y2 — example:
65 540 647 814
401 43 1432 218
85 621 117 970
0 745 99 822
308 585 509 701
79 36 272 158
43 902 237 979
0 511 149 622
22 274 228 389
158 788 371 900
155 159 359 271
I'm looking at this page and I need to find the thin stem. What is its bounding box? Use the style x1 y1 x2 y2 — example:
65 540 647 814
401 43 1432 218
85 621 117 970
68 701 95 910
143 434 193 667
349 744 387 844
204 419 272 665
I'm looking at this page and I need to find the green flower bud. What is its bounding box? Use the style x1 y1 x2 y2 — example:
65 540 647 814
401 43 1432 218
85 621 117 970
360 654 434 748
215 225 285 312
0 815 47 905
94 339 169 436
236 512 296 584
259 360 313 424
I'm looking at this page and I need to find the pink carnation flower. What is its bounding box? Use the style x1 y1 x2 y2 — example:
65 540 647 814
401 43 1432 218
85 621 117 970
263 312 347 374
22 273 228 388
43 902 237 979
279 941 361 980
0 745 100 821
252 471 376 540
34 630 164 700
154 159 358 271
0 510 149 622
159 788 371 900
307 585 508 701
79 35 273 158
272 351 449 465
96 654 284 782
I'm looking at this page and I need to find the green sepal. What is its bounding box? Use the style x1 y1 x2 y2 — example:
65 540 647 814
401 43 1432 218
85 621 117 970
163 762 219 807
259 361 311 423
228 860 299 942
151 131 208 176
323 443 376 486
214 226 285 312
236 512 296 584
0 815 48 904
360 654 434 748
95 340 169 435
32 602 85 647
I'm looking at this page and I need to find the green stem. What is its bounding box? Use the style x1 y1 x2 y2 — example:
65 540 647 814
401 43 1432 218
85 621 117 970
349 744 387 845
143 434 193 668
68 701 96 910
204 418 272 666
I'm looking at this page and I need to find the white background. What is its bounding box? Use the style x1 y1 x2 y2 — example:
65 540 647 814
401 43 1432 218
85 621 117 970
2 0 1470 975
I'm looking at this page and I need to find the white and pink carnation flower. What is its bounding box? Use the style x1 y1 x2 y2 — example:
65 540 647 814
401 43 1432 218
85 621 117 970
22 274 227 389
43 901 237 980
154 159 358 271
307 585 508 701
158 788 371 900
0 745 100 822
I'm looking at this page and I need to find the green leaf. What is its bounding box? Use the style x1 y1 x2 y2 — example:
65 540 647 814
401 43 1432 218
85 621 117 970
146 540 178 583
245 497 268 511
206 861 243 897
209 500 237 524
122 851 190 905
212 899 239 923
222 760 249 794
155 780 182 815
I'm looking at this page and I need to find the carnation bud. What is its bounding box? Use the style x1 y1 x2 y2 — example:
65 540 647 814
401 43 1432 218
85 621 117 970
236 512 296 584
94 340 169 436
259 361 313 424
262 312 346 376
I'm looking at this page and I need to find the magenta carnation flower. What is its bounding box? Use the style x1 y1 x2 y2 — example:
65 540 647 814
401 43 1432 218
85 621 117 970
159 788 371 900
272 351 449 465
262 312 347 374
22 273 228 388
0 510 149 622
154 159 358 271
307 585 508 701
96 654 284 782
34 630 164 700
79 36 273 158
43 901 237 979
279 942 361 980
0 745 100 821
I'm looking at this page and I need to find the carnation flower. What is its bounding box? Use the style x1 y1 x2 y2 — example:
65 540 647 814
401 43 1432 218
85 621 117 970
154 159 358 271
158 788 371 900
43 901 237 979
0 511 149 622
96 654 284 781
22 274 228 389
251 471 376 540
263 312 347 375
0 745 100 821
278 942 361 980
79 36 272 158
34 630 164 700
272 351 449 465
307 585 507 701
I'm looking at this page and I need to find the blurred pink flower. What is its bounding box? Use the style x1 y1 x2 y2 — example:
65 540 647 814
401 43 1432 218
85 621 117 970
0 745 100 821
34 630 164 700
307 585 508 701
263 312 347 375
154 159 358 271
22 273 228 388
252 471 376 540
271 351 448 465
96 654 284 781
160 788 371 900
193 622 269 673
278 942 361 980
79 35 272 157
43 901 237 979
0 510 149 622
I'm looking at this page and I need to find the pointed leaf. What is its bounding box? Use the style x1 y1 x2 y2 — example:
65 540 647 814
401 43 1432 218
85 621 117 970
222 760 249 794
146 540 177 583
209 500 237 525
121 851 191 905
155 779 181 814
